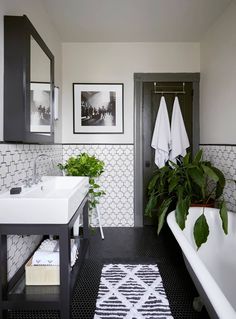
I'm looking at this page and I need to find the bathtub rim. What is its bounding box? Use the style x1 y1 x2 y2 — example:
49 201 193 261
167 208 236 319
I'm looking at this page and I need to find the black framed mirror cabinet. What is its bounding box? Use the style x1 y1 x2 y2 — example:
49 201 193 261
4 15 55 143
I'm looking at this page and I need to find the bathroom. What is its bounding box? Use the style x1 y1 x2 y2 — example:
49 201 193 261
0 0 236 318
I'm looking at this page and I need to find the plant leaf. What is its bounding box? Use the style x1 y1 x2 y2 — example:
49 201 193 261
193 149 203 164
168 160 179 169
175 197 190 230
193 214 209 249
148 173 160 191
211 167 226 187
219 200 228 235
168 176 179 193
211 167 226 198
157 198 173 234
183 152 190 166
188 167 204 188
144 193 157 217
202 165 219 183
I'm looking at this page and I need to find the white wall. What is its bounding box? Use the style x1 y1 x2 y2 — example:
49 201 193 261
200 0 236 144
62 42 200 144
0 0 62 142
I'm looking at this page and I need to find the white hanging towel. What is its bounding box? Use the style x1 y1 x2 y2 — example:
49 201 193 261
151 96 171 168
169 96 190 161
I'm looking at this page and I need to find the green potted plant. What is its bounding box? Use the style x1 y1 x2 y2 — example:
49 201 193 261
58 153 105 209
145 149 228 249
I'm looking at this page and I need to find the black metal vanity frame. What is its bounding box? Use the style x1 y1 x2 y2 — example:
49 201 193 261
0 195 89 319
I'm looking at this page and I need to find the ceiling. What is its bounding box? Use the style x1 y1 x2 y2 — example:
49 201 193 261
42 0 232 42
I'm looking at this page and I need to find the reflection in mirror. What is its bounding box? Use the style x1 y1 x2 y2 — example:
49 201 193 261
30 36 51 134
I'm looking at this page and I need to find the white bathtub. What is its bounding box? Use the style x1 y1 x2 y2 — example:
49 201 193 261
167 207 236 319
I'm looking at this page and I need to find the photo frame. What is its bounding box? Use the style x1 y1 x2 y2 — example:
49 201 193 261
73 83 124 134
30 82 51 133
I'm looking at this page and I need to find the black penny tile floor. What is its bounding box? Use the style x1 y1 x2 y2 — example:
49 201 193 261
9 226 210 319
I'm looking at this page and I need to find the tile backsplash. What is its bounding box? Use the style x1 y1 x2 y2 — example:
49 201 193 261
63 144 134 227
0 144 63 192
201 145 236 212
0 143 63 279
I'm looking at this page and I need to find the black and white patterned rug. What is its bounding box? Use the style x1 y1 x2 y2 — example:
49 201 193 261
94 264 173 319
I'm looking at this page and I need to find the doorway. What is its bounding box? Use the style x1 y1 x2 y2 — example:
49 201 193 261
134 73 200 227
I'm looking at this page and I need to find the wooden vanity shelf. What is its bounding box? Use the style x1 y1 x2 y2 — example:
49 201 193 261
0 195 89 319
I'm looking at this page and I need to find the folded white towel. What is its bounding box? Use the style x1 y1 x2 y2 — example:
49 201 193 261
32 239 78 266
32 250 60 266
151 96 171 168
169 96 190 162
38 239 59 252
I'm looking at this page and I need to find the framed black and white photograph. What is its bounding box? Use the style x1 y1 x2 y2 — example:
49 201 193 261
73 83 124 134
30 82 51 133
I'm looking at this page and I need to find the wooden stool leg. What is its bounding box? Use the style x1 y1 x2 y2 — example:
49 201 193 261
95 205 104 240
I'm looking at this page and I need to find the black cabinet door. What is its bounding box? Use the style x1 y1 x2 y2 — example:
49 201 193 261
4 15 54 144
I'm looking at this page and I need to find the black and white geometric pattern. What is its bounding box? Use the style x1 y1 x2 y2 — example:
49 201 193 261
94 264 173 319
0 143 135 279
0 143 63 193
201 145 236 212
0 143 63 280
63 145 134 227
1 142 236 281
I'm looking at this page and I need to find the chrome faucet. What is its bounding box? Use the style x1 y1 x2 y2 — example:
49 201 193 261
33 154 54 184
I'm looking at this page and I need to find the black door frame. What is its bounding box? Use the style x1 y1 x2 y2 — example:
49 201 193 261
134 73 200 227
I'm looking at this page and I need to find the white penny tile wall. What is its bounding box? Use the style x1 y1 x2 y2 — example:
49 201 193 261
63 144 134 227
0 143 63 279
201 145 236 212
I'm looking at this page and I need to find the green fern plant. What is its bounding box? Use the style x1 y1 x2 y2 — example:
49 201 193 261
58 153 105 209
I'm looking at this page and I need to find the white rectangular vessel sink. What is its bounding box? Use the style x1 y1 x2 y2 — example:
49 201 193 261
0 176 89 224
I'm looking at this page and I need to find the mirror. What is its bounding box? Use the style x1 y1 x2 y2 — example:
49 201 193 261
4 15 54 143
30 37 51 134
